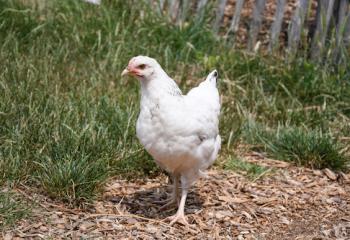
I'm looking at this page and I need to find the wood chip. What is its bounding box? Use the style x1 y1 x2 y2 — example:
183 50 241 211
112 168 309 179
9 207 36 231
323 168 337 181
6 152 350 239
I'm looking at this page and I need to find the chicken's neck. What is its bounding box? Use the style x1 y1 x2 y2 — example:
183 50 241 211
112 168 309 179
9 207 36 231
139 71 182 105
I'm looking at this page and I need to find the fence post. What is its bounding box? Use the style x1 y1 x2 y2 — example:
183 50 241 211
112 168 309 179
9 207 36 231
213 0 228 34
310 0 336 60
226 0 245 41
287 0 309 56
268 0 286 52
248 0 266 51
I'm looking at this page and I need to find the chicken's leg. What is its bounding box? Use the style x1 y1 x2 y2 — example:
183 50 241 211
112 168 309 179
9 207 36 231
168 187 189 225
156 174 180 210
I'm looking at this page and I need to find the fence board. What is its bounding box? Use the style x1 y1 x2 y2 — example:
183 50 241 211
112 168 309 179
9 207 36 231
311 0 336 59
157 0 166 15
287 0 309 55
169 0 180 21
213 0 228 34
334 0 349 55
197 0 209 20
248 0 266 51
322 0 336 43
160 0 349 58
341 1 350 45
333 0 350 62
226 0 245 38
268 0 286 52
179 0 190 23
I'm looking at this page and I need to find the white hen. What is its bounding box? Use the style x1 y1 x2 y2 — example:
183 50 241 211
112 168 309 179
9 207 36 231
121 56 221 225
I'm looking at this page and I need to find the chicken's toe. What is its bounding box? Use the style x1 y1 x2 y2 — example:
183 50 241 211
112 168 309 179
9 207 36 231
167 213 189 226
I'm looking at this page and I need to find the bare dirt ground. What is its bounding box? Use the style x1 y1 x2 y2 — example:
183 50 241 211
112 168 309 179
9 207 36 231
3 155 350 240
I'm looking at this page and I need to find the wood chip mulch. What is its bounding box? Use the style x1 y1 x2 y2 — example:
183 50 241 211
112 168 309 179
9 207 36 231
2 157 350 240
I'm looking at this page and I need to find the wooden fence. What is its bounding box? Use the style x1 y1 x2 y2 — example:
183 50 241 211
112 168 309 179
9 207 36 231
19 0 350 61
155 0 350 60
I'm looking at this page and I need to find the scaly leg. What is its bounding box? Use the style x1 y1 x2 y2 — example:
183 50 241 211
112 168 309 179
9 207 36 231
155 174 180 210
168 187 189 225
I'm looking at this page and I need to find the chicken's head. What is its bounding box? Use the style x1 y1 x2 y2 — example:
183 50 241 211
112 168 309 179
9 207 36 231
121 56 159 80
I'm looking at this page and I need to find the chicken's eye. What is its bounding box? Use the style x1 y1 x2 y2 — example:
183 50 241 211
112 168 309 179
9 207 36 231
138 64 146 70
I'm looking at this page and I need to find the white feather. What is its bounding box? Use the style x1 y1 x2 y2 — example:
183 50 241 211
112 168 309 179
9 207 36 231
135 57 221 189
122 56 221 224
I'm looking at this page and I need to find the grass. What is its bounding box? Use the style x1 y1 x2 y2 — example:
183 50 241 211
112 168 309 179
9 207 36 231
0 0 349 205
243 120 349 170
0 190 30 230
225 157 271 180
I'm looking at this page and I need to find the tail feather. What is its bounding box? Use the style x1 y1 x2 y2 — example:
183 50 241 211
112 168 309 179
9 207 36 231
203 69 218 87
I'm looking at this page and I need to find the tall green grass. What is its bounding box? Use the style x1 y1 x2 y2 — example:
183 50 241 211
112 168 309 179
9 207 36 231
0 0 349 206
242 120 349 170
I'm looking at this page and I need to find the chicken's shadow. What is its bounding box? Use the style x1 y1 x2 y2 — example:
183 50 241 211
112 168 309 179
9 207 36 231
107 185 204 219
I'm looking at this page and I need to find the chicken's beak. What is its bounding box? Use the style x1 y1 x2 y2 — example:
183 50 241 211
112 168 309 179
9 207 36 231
121 68 129 77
